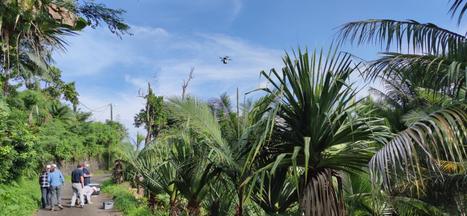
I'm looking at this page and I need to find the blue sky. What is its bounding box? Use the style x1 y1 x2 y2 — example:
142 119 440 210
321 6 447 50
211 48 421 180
53 0 464 137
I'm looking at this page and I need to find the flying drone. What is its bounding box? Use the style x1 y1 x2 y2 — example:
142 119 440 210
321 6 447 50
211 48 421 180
220 56 231 64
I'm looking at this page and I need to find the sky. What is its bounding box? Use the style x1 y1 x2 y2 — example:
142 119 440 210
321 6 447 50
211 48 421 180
53 0 464 138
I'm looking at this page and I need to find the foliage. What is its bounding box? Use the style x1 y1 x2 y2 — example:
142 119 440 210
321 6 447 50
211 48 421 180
0 0 129 95
0 178 41 216
337 0 467 214
101 180 159 216
134 84 168 145
0 99 37 183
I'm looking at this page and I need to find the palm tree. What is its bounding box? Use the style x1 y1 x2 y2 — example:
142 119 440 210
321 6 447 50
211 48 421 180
0 0 129 95
247 49 389 216
337 0 467 213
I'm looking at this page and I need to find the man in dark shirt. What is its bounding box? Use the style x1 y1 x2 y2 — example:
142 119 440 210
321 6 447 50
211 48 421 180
83 163 91 186
70 164 85 208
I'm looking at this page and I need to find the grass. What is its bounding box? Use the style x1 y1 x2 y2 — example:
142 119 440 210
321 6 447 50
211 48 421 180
101 180 159 216
0 178 40 216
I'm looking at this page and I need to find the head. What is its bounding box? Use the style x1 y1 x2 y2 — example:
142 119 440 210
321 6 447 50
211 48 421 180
45 164 51 172
85 163 90 168
50 164 57 171
77 164 84 169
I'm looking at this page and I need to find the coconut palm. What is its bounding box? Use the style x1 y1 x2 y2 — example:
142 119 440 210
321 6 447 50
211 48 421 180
246 49 390 216
337 0 467 213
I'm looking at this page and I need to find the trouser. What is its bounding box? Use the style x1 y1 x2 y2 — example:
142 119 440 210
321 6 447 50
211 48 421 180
49 185 62 207
85 192 92 203
40 187 50 208
71 183 84 207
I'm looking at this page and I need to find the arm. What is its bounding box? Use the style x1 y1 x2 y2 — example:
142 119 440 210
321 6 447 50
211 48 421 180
80 175 84 188
60 171 65 184
83 169 91 177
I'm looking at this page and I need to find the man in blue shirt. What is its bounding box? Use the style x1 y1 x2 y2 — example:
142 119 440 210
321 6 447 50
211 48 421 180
83 163 91 186
47 164 64 211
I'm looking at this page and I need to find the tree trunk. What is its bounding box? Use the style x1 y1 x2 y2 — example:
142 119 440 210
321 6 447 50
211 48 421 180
169 198 180 216
209 200 220 216
235 190 243 216
148 191 158 211
187 199 200 216
299 169 345 216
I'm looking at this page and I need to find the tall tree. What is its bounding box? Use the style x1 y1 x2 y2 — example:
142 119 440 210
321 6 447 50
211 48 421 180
247 49 389 216
134 83 167 146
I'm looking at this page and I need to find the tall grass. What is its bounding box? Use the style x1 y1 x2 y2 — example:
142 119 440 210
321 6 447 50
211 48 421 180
101 180 160 216
0 178 40 216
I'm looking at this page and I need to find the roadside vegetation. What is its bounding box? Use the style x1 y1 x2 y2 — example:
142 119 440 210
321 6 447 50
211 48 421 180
0 0 128 214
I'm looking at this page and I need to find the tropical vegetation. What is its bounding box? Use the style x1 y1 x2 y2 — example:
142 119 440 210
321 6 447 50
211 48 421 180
0 0 465 215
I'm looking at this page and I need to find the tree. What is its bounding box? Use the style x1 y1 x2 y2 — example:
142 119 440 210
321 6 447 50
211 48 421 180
337 0 467 213
0 0 129 95
247 49 389 216
134 83 167 146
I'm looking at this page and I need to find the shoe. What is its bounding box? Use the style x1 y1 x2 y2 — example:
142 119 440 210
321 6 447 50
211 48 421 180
79 205 84 208
88 202 93 204
50 208 55 211
58 204 64 209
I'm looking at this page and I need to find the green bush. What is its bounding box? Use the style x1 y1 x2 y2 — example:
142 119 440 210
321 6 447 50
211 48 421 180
0 178 40 216
101 180 159 216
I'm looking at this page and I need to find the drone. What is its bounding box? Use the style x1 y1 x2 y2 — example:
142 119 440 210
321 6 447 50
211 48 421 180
219 56 231 64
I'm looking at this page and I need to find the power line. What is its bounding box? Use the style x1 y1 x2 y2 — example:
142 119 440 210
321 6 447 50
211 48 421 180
79 102 110 112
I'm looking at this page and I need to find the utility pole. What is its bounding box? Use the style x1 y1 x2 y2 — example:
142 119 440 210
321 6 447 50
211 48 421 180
109 103 113 121
108 103 113 170
236 87 240 139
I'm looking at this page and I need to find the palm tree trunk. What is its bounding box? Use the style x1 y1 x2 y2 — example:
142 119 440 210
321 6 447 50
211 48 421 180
148 191 157 211
209 200 220 216
299 169 345 216
169 198 179 216
235 189 243 216
187 199 201 216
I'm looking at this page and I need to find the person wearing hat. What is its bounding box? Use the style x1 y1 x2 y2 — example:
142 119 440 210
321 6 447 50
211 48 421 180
39 165 51 209
48 164 65 211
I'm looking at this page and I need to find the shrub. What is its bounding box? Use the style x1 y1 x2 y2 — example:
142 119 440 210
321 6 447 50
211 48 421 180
101 180 160 216
0 178 40 216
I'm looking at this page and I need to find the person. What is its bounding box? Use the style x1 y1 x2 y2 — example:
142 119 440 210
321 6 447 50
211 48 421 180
82 186 99 204
70 164 85 208
47 164 64 211
83 163 92 186
39 165 51 209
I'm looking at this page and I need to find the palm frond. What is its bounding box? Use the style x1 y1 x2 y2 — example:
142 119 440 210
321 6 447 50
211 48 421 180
369 104 467 194
449 0 467 25
338 19 466 55
364 53 466 96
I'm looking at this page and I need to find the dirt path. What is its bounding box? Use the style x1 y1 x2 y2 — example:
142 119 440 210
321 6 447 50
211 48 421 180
36 174 121 216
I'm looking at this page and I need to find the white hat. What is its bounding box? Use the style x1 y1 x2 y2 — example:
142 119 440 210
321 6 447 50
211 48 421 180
46 165 51 169
51 164 57 168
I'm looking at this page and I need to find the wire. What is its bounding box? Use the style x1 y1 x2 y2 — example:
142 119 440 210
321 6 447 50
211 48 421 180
79 102 109 113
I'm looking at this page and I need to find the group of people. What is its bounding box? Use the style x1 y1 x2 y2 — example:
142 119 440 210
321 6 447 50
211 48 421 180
39 163 99 211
